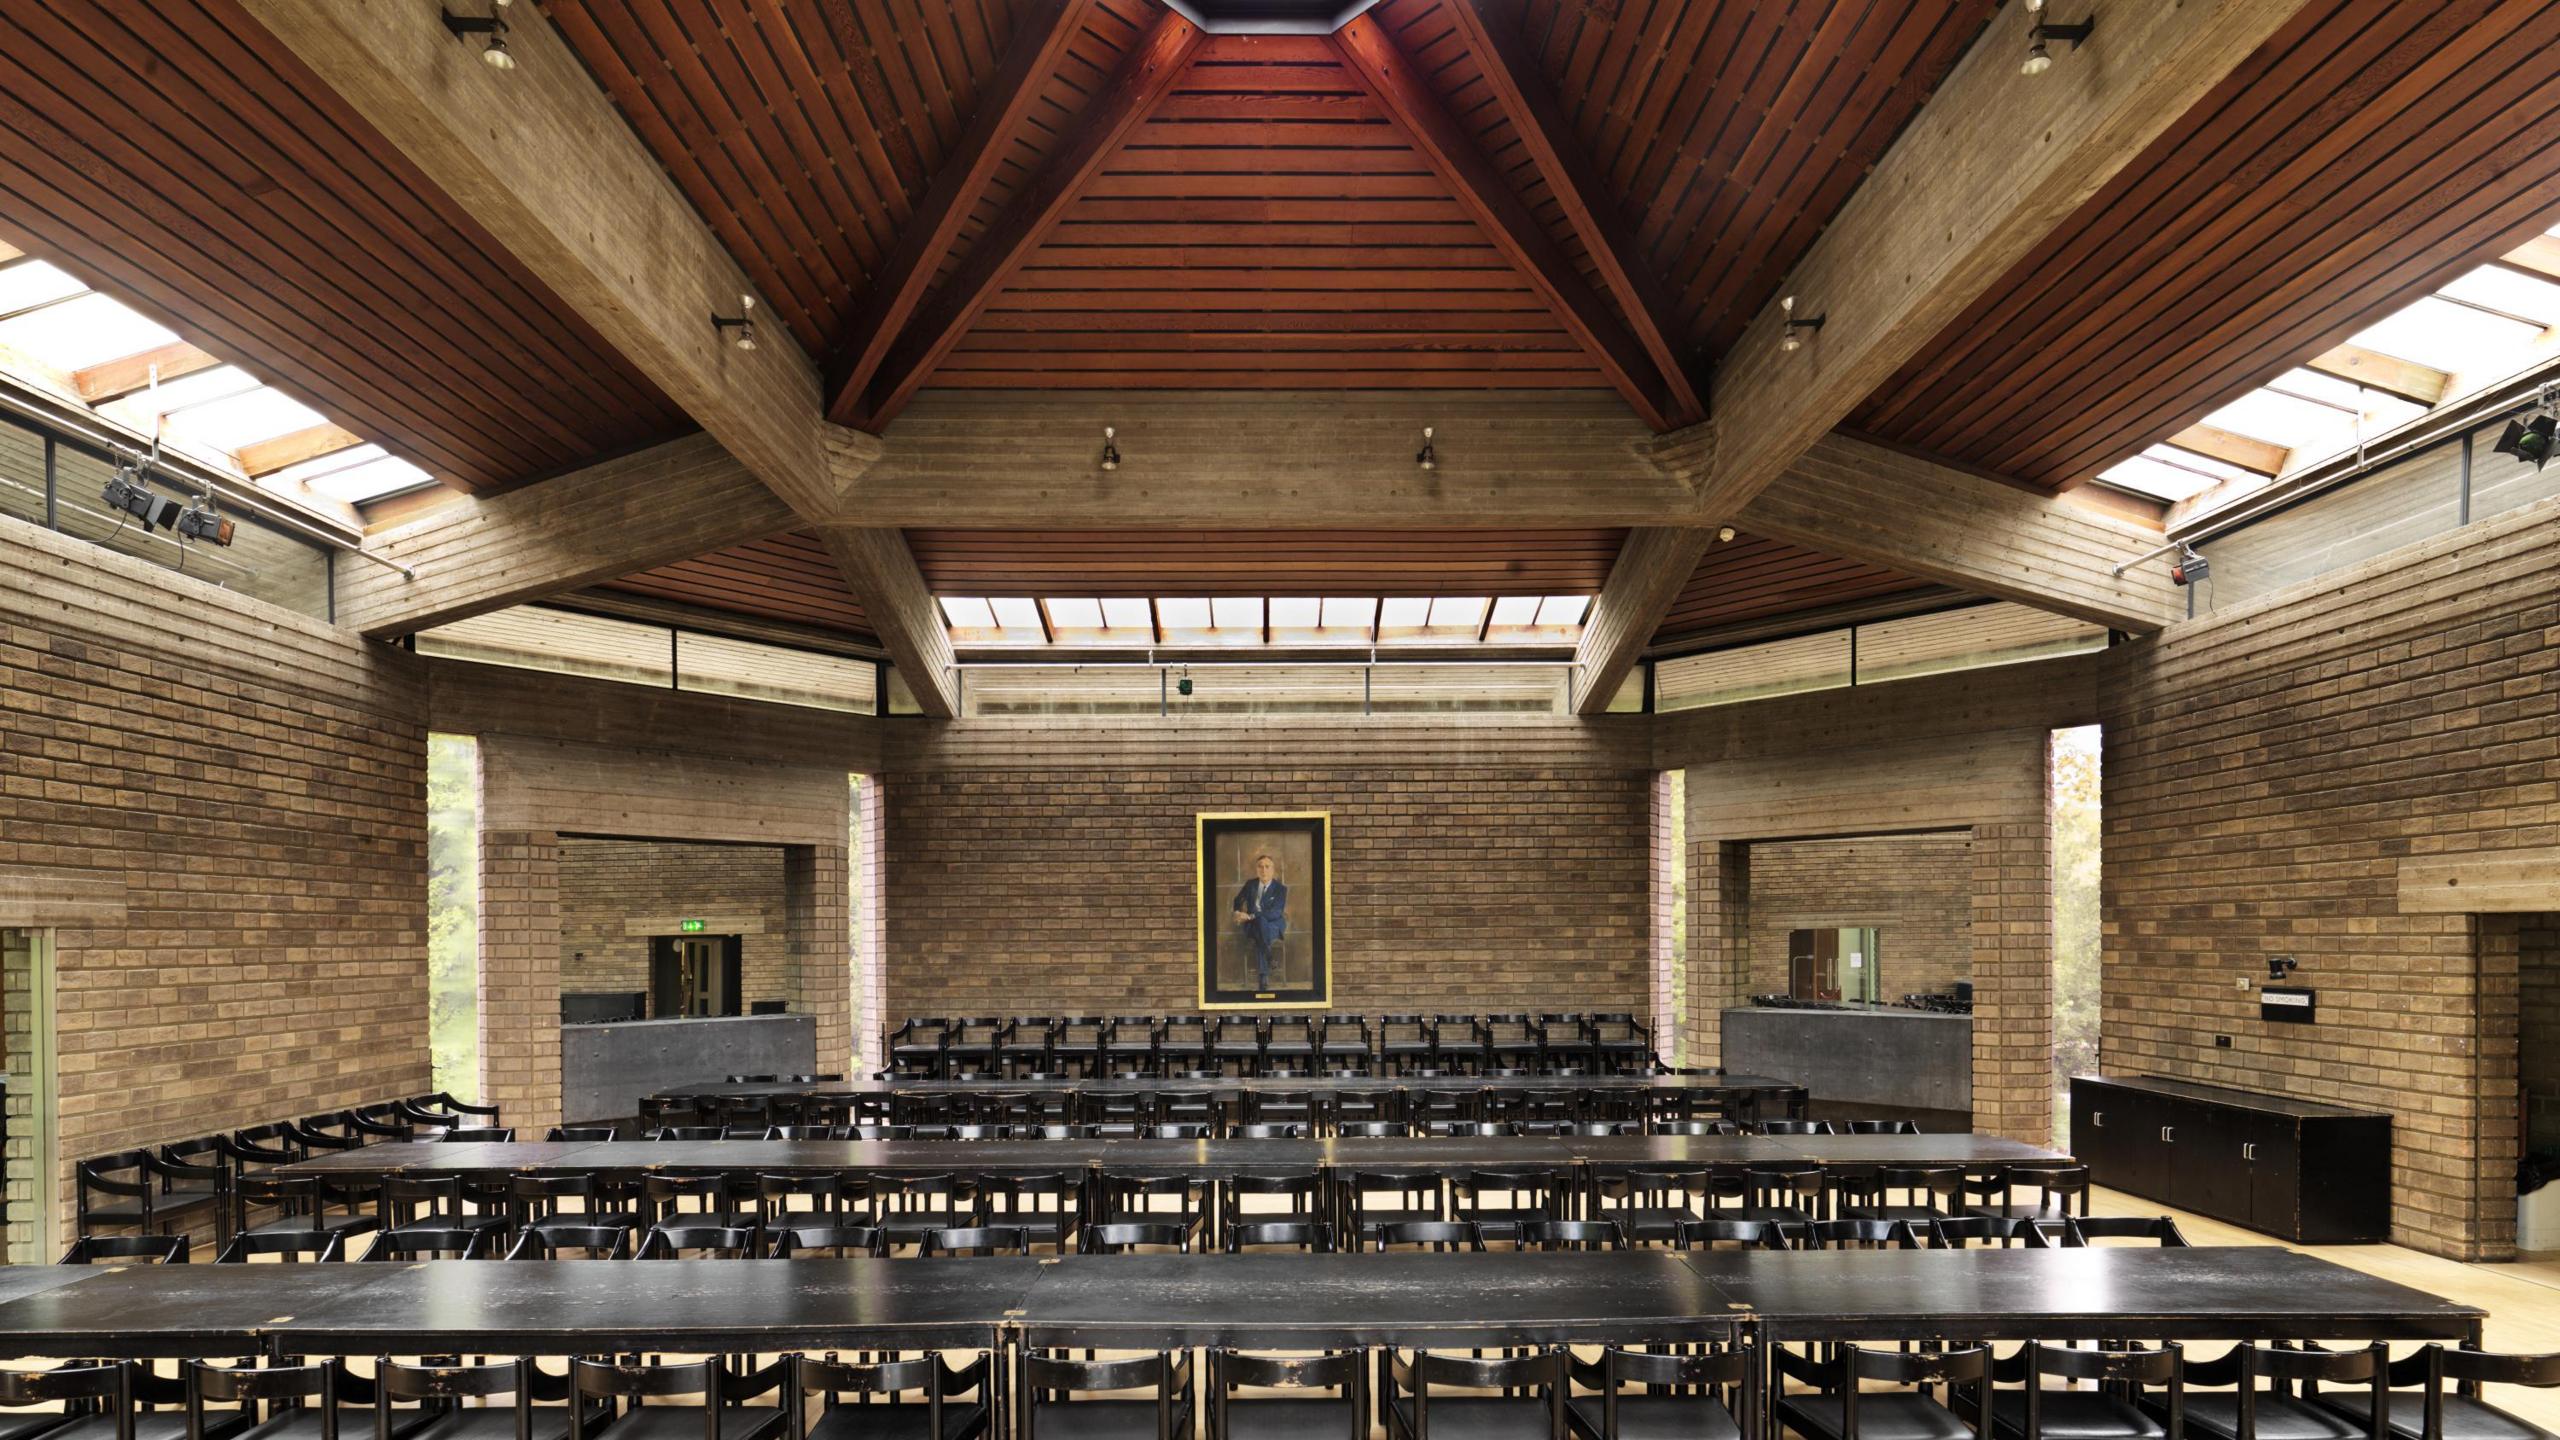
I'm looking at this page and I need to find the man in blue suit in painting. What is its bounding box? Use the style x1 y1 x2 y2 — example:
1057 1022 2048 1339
1229 852 1288 992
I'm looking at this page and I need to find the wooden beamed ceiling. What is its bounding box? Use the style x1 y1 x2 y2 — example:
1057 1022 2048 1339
1855 0 2560 492
601 532 876 639
541 0 2001 426
0 0 692 496
1654 535 1936 644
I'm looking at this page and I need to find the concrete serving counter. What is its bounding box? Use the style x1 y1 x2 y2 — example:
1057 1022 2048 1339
1721 1005 1971 1128
562 1014 815 1124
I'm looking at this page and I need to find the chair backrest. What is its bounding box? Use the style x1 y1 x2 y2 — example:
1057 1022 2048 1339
546 1125 619 1142
60 1233 191 1264
1340 1121 1411 1137
1019 1350 1190 1440
2431 1345 2560 1389
1929 1215 2038 1249
188 1358 336 1414
378 1357 537 1408
504 1226 633 1260
214 1230 346 1263
1823 1344 1989 1440
363 1227 489 1261
637 1223 759 1259
922 1226 1031 1258
1805 1218 1921 1250
768 1223 887 1258
1520 1219 1625 1250
1081 1221 1192 1254
1210 1348 1362 1440
1676 1218 1792 1251
0 1361 131 1414
1394 1348 1565 1437
1225 1220 1335 1253
2064 1215 2189 1246
442 1127 516 1143
1841 1120 1920 1135
1757 1119 1829 1136
1374 1220 1485 1253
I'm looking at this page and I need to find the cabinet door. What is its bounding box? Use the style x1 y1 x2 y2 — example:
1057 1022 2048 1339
2169 1100 2252 1223
2111 1089 2168 1200
2069 1084 2122 1181
2245 1114 2301 1237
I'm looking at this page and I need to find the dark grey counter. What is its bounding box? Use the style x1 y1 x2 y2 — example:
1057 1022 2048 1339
562 1014 815 1123
1720 1005 1970 1121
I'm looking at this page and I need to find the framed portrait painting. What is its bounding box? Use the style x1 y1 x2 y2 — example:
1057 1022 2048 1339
1196 812 1331 1011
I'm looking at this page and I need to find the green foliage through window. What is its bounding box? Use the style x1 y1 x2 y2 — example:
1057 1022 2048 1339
428 734 481 1101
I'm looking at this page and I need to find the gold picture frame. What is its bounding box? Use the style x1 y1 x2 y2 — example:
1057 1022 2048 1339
1195 811 1332 1011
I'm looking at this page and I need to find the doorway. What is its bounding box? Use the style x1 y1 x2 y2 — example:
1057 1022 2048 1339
649 934 743 1018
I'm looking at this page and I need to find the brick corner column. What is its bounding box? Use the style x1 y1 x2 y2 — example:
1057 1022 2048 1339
478 828 562 1132
787 843 854 1076
2472 913 2525 1262
1970 820 2054 1146
1685 839 1749 1069
1648 772 1678 1060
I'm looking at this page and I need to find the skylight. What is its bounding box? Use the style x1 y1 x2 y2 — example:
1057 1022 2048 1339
2099 231 2560 506
0 235 429 513
933 595 1596 648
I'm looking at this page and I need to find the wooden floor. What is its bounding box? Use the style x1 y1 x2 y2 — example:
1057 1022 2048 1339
2084 1184 2560 1428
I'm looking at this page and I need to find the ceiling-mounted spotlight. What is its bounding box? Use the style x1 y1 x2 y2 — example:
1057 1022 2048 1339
2169 544 2210 587
1416 426 1436 470
1176 667 1194 697
101 458 180 533
1779 295 1825 353
176 488 235 547
711 295 757 352
2495 390 2559 470
2021 1 2095 76
1715 526 1736 543
441 4 515 70
1100 425 1121 472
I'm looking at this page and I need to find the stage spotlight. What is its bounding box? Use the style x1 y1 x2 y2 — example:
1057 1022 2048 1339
176 492 234 547
2170 544 2210 587
102 462 180 532
1416 426 1436 470
1100 425 1121 472
2495 410 2557 470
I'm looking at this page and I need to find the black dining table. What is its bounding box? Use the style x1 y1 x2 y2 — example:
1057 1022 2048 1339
0 1248 2480 1359
654 1073 1801 1103
280 1133 2067 1183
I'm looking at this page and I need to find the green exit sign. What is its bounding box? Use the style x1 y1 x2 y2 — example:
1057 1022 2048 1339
678 919 705 933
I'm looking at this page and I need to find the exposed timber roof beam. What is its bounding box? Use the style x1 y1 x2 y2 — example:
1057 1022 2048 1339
844 10 1206 430
826 0 1094 426
2304 342 2449 408
1692 0 2324 521
1331 14 1681 431
821 527 958 718
1433 0 1707 427
1572 527 1710 714
2164 423 2289 478
1741 434 2183 633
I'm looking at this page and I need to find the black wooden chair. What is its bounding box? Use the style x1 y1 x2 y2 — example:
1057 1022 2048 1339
546 1125 619 1142
1710 1165 1824 1226
2168 1342 2385 1440
441 1128 517 1144
788 1353 991 1440
975 1173 1080 1253
2310 1344 2560 1440
1801 1219 1921 1251
1384 1349 1566 1440
1840 1120 1921 1135
1099 1173 1208 1237
1105 1016 1165 1076
566 1358 786 1440
1567 1346 1754 1440
1348 1169 1446 1247
75 1149 226 1243
1208 1349 1366 1440
184 1361 378 1440
1589 1013 1655 1075
635 1222 760 1259
1928 1215 2048 1250
1773 1343 1989 1440
998 1017 1058 1077
362 1225 492 1260
376 1356 600 1440
887 1019 951 1078
1593 1166 1710 1245
0 1362 134 1440
1017 1353 1193 1440
1221 1171 1324 1238
1319 1017 1373 1071
1988 1343 2183 1440
1964 1165 2090 1223
1378 1015 1436 1074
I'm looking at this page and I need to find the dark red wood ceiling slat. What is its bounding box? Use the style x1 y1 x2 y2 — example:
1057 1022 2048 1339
1652 534 1937 642
0 0 689 494
1855 0 2560 491
939 32 1609 391
603 532 876 637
